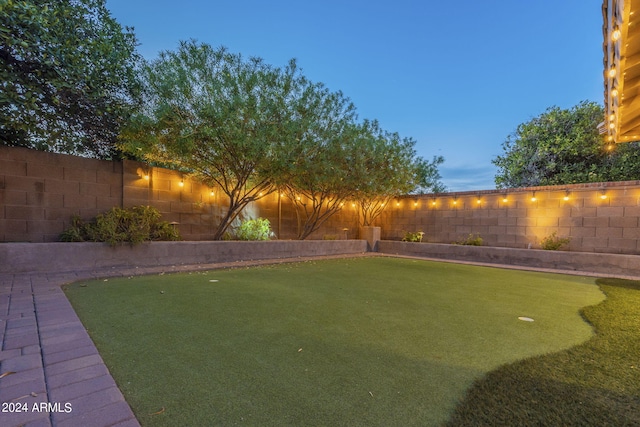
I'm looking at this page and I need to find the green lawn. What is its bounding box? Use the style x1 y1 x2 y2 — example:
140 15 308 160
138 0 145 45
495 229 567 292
64 257 606 426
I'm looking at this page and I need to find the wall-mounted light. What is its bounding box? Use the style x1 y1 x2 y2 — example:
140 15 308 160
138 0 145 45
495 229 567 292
413 200 418 207
502 194 508 203
600 189 608 200
452 197 458 206
612 28 622 41
178 179 184 188
608 67 617 78
563 189 571 201
210 190 215 197
531 191 537 202
431 197 437 206
396 200 400 207
138 167 150 180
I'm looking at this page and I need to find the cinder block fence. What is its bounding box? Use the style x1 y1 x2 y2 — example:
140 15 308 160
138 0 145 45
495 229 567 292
1 146 640 255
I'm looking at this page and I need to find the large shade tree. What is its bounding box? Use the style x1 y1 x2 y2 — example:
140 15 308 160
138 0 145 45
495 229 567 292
119 40 307 240
350 119 445 227
493 101 640 188
272 83 359 240
0 0 141 158
121 41 446 240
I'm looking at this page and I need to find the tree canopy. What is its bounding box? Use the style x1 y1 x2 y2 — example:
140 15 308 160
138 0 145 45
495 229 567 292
0 0 141 158
493 101 640 188
120 40 307 240
120 40 445 239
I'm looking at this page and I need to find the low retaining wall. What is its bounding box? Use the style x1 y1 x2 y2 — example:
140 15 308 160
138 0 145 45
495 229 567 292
378 240 640 278
3 239 638 279
1 240 368 274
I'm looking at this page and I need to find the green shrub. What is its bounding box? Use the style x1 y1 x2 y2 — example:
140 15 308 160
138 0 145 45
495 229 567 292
540 231 571 250
60 206 180 245
455 233 483 246
235 218 273 241
402 231 424 242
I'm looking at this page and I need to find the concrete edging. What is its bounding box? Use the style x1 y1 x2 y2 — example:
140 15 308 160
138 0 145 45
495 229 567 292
378 240 640 279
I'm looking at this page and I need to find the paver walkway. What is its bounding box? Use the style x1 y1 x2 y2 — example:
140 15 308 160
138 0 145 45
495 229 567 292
0 270 140 427
1 253 638 427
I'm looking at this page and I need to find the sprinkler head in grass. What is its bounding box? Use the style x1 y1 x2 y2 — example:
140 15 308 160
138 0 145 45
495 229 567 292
518 316 534 322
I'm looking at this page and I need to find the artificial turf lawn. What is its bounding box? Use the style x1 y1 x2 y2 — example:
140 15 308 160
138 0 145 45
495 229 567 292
445 277 640 426
64 257 605 426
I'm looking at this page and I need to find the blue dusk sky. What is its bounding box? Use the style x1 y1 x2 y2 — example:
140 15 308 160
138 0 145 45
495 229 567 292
106 0 604 192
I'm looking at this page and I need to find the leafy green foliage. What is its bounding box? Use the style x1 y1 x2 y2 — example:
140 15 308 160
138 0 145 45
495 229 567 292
493 101 640 188
120 41 445 240
350 119 445 227
120 41 308 239
455 233 483 246
234 218 273 241
60 206 179 245
0 0 141 158
540 231 571 251
401 231 424 242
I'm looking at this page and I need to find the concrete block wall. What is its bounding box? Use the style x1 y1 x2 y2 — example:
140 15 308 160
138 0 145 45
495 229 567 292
373 183 640 254
0 147 123 242
1 146 639 254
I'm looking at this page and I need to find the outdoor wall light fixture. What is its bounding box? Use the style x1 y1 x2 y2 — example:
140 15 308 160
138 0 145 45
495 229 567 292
137 167 150 180
612 28 621 41
608 67 617 78
531 191 537 202
178 179 184 188
600 189 608 200
414 200 418 207
563 190 571 201
502 194 508 203
431 198 437 206
452 197 458 205
210 190 215 196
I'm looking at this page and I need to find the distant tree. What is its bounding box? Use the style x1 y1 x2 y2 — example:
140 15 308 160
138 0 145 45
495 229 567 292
0 0 141 158
493 101 607 188
119 40 306 240
493 100 640 188
351 120 445 227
